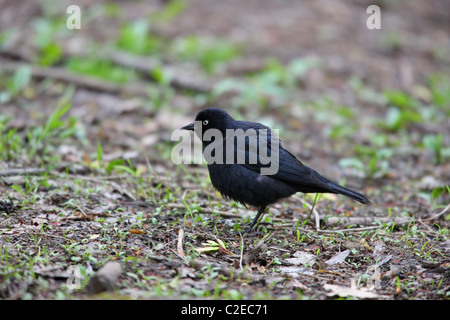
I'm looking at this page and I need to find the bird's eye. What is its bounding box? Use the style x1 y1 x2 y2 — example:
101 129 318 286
203 120 209 126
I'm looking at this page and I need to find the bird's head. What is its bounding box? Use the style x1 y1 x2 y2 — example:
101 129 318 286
181 108 233 139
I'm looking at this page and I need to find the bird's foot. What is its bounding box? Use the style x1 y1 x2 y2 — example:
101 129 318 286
241 226 255 235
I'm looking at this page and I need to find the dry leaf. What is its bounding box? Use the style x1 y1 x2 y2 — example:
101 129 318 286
324 284 379 299
285 251 316 266
129 229 146 234
326 249 350 266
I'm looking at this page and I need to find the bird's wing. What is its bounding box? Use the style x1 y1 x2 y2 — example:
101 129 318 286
226 121 371 203
229 126 330 188
228 122 282 168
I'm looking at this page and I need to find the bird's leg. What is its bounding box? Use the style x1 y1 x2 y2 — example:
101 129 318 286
243 206 267 234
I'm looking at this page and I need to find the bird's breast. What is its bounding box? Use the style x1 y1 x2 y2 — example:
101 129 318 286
207 163 297 208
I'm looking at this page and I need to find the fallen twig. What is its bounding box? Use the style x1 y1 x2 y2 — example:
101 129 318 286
0 168 48 176
298 226 384 234
1 46 213 93
177 228 186 258
1 58 150 96
103 50 212 93
323 216 411 228
424 203 450 221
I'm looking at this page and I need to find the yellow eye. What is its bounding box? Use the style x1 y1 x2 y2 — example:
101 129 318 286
203 120 209 125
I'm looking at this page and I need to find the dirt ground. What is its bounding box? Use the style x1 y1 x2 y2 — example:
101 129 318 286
0 0 449 301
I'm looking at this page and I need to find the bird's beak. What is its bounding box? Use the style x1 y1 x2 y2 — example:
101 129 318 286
181 122 195 131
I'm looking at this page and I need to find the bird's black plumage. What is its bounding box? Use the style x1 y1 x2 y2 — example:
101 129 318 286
181 108 370 232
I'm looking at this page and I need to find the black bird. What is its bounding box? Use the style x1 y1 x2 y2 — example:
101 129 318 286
181 108 370 232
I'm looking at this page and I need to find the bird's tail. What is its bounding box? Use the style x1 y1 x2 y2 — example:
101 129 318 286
327 182 371 204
